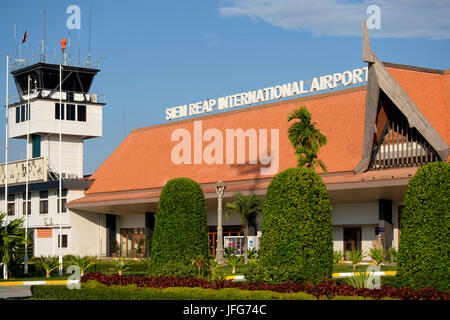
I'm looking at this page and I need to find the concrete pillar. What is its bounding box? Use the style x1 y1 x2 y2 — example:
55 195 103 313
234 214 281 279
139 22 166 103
378 199 393 249
106 214 116 256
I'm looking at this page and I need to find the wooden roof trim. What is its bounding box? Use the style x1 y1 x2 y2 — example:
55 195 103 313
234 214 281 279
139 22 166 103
355 22 450 174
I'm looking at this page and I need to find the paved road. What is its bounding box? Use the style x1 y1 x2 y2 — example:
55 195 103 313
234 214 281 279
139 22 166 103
0 286 32 299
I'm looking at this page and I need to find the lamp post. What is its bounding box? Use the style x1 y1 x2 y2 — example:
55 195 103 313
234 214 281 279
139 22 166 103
215 180 226 265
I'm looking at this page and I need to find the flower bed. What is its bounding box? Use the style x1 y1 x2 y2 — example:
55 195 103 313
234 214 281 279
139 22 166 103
81 272 449 300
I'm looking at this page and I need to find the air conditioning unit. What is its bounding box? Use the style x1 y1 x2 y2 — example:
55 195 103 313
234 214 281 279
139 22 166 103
44 217 52 226
68 174 77 179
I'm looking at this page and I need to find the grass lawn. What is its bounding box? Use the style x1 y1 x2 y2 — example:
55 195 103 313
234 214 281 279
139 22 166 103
28 281 397 300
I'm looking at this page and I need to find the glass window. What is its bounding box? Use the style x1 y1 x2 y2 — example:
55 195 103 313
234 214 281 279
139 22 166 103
15 107 20 123
22 192 31 215
58 234 68 248
55 103 65 120
57 189 67 213
39 191 48 214
7 194 15 216
67 104 76 121
32 135 41 158
77 105 86 122
21 105 25 122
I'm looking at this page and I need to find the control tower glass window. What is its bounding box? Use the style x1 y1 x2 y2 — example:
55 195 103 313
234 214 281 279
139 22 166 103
77 105 86 122
15 107 20 123
67 104 76 121
55 103 65 120
21 105 25 122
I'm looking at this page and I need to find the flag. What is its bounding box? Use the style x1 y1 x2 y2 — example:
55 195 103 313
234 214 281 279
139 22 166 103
21 30 27 44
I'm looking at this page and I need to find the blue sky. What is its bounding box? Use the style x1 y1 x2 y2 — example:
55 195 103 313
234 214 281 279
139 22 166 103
0 0 449 174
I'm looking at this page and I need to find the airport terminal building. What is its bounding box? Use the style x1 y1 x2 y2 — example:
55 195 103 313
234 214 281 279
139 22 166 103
2 28 449 260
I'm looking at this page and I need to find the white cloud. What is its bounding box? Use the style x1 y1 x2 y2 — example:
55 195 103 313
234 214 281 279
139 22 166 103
218 0 450 39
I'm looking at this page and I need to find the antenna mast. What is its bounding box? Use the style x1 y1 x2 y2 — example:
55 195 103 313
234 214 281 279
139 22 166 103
43 0 46 61
87 0 92 66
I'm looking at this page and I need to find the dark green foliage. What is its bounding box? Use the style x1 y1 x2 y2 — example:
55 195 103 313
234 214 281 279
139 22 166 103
244 264 308 283
150 178 208 272
31 280 316 300
396 161 450 292
149 260 200 279
258 167 333 283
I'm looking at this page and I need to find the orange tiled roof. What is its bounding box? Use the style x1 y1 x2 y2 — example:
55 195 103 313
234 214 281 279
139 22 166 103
78 64 448 201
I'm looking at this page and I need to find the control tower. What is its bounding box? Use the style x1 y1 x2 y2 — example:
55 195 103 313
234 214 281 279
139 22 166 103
7 54 105 178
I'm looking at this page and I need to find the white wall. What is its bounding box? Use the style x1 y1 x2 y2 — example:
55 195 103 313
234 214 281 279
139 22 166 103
332 224 378 261
8 100 103 139
207 210 245 226
36 134 84 178
331 203 379 225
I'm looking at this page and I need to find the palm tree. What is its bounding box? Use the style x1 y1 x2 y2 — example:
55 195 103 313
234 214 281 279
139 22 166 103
69 255 94 277
0 213 30 279
225 192 262 264
35 256 60 278
287 106 328 173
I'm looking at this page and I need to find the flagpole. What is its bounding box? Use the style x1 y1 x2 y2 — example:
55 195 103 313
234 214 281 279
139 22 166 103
58 62 63 276
3 54 9 280
24 75 30 275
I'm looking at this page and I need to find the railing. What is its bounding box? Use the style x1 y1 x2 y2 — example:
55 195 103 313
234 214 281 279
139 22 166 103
8 89 106 105
370 110 439 170
10 53 102 72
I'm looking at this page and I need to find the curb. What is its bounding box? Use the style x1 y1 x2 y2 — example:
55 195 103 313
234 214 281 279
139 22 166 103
226 271 397 281
0 280 80 287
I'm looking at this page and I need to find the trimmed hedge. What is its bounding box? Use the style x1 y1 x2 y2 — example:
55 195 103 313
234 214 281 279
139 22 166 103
76 273 450 300
397 161 450 292
150 178 208 272
31 280 316 300
258 167 333 283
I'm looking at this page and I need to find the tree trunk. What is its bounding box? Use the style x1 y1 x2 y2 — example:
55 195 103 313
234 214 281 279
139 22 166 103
46 271 50 278
243 225 248 264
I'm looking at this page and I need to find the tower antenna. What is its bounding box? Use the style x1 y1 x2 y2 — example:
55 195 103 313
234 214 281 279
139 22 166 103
87 0 92 66
43 0 46 61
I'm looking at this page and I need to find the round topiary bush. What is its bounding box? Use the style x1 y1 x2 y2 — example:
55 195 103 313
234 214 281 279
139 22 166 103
396 161 450 292
258 167 333 284
150 177 208 273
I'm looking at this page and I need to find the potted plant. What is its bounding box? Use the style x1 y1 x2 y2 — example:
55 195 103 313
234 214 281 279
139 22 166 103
110 240 119 258
137 239 144 258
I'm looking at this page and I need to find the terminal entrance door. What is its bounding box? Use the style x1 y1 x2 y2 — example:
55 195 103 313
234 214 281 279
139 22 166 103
208 225 243 256
343 227 362 260
120 228 145 257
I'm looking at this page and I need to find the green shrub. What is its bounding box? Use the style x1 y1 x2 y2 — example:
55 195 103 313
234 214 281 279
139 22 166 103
150 178 208 273
368 247 386 266
149 260 199 278
396 161 450 292
258 167 333 283
244 263 308 284
386 248 398 263
31 280 317 300
347 250 365 270
333 251 343 265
